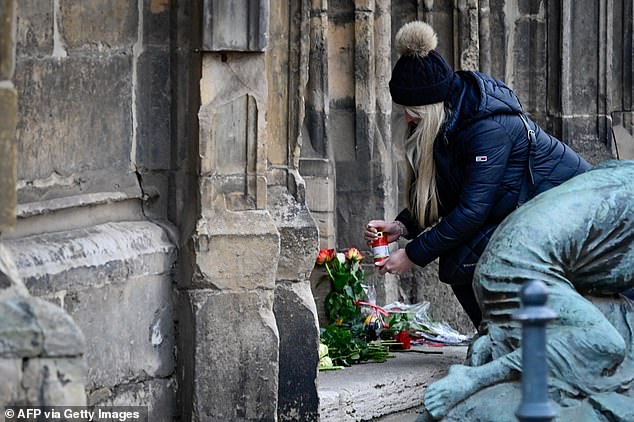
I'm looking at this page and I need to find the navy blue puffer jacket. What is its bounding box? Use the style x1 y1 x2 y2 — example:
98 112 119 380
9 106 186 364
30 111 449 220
396 71 591 283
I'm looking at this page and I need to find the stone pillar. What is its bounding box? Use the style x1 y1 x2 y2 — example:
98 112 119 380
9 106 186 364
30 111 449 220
0 0 16 230
181 4 282 413
559 0 608 162
268 1 322 420
270 186 319 422
299 0 336 250
184 96 281 419
455 0 480 71
609 0 634 159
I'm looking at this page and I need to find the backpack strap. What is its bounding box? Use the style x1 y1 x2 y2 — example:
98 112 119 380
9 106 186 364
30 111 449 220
517 113 536 206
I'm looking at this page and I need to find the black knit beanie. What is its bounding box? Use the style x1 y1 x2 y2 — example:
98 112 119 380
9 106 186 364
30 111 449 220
389 21 454 106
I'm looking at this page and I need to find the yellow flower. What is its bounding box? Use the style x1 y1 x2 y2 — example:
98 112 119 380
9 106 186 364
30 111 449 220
345 247 363 262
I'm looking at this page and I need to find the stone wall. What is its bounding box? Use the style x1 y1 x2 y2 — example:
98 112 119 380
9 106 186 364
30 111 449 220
2 0 633 421
3 0 177 420
0 0 87 414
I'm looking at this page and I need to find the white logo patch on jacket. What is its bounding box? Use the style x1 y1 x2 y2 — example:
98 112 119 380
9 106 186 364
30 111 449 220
475 155 488 162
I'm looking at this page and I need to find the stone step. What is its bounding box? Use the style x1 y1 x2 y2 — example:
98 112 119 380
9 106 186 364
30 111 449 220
318 345 468 421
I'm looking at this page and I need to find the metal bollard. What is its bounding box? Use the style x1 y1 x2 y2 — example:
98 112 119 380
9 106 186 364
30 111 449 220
513 280 558 422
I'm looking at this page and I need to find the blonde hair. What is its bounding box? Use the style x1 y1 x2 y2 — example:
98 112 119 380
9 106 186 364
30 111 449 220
404 102 447 228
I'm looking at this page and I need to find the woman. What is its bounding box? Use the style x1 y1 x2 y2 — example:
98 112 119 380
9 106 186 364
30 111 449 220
364 21 591 327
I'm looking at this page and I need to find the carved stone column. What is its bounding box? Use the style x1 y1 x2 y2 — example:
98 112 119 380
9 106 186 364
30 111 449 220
178 3 283 421
0 0 16 229
269 1 322 420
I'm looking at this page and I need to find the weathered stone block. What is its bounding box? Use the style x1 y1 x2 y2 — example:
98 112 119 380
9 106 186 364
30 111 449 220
144 0 170 46
0 358 23 405
199 54 269 210
193 232 280 290
14 55 133 181
329 108 356 161
512 18 548 112
15 168 142 209
202 0 269 52
191 199 280 290
268 186 319 281
274 282 320 422
60 0 138 50
6 221 175 294
0 295 85 358
200 54 266 111
0 85 16 229
277 223 318 280
4 221 176 388
22 358 87 406
89 378 177 422
136 48 171 171
309 267 330 327
15 0 52 57
0 0 15 79
311 210 336 249
60 274 174 389
561 115 613 164
566 1 600 109
200 94 258 176
304 175 335 213
183 290 279 422
299 158 331 178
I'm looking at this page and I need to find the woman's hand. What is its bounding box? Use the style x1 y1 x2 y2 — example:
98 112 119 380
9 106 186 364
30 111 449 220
376 249 414 276
364 220 402 245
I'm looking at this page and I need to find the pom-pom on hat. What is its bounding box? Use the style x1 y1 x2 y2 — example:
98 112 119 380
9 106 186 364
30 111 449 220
389 21 454 106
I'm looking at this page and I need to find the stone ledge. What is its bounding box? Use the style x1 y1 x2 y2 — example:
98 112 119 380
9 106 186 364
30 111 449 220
318 345 467 422
3 221 176 294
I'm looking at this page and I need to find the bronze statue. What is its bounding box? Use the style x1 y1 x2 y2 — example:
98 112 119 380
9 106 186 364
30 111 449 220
421 160 634 421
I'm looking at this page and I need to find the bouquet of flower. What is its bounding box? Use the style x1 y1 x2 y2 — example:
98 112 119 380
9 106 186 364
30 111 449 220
316 248 392 367
316 247 365 323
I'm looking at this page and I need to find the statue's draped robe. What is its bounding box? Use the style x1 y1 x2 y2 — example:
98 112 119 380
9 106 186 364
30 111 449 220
449 161 634 420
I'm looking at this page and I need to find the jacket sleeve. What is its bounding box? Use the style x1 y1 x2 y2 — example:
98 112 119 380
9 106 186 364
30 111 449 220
404 121 514 267
395 208 423 239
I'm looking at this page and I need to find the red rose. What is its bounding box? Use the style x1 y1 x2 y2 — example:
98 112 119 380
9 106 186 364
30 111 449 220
394 330 412 349
316 248 336 265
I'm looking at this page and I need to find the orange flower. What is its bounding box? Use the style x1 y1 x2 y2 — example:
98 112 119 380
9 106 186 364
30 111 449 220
345 247 363 262
316 248 336 265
